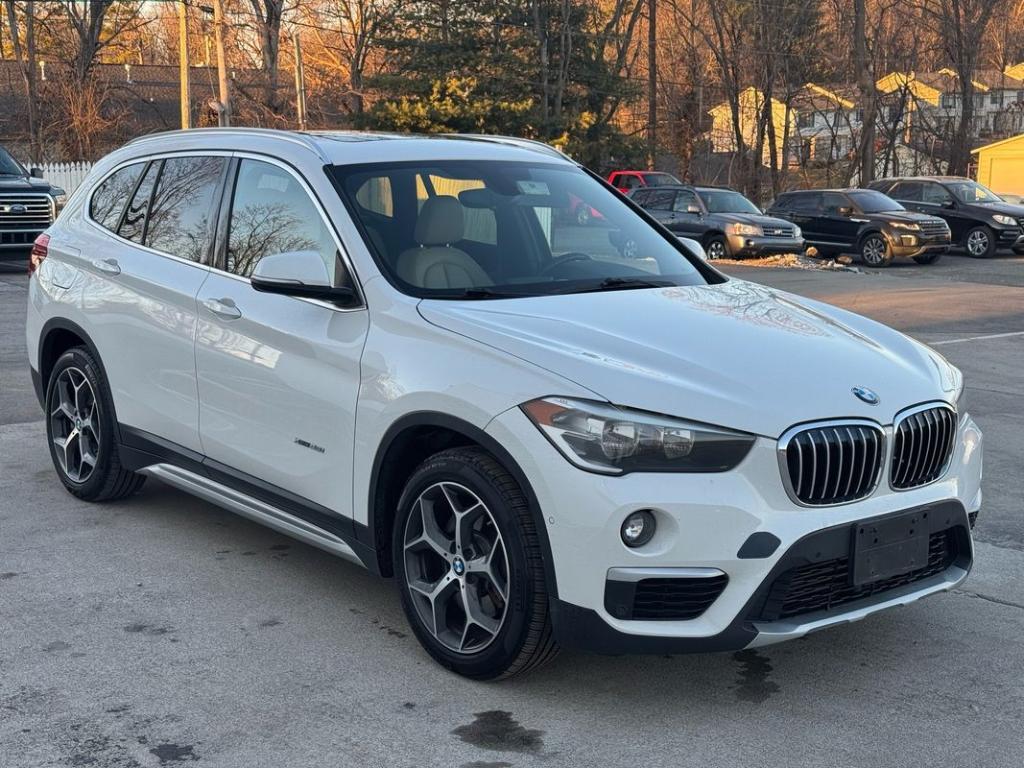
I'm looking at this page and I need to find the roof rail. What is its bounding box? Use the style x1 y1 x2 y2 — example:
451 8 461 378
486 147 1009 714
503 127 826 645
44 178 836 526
126 128 329 162
443 134 572 161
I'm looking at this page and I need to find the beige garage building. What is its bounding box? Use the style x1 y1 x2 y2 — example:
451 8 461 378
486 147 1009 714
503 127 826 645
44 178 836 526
973 134 1024 196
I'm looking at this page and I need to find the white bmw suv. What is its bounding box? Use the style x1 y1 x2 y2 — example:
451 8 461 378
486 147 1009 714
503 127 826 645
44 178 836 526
26 129 982 679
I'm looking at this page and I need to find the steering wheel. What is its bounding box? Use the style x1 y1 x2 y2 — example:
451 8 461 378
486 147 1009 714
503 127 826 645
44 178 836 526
540 252 593 276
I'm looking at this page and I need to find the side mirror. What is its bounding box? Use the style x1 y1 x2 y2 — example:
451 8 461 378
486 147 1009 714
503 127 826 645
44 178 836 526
30 167 43 178
837 206 853 217
686 204 701 215
941 199 956 209
250 250 355 303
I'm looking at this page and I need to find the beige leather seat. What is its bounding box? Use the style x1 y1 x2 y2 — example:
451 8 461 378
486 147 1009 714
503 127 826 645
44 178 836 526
397 196 492 289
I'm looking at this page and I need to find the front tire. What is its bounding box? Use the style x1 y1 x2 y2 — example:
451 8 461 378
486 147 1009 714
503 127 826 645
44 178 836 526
860 233 893 267
393 447 557 679
45 347 145 501
964 226 995 258
704 234 729 260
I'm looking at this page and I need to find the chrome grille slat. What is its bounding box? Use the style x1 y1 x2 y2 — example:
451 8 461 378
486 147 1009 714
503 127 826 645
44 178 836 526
780 421 884 506
0 193 53 227
891 405 956 489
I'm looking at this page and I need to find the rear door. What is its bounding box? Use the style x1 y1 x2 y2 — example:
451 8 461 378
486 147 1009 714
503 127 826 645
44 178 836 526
638 189 679 230
76 154 226 453
784 192 824 242
194 156 368 525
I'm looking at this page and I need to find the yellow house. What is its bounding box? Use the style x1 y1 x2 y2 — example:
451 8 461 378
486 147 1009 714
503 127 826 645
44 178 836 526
972 134 1024 195
707 87 794 166
1005 62 1024 81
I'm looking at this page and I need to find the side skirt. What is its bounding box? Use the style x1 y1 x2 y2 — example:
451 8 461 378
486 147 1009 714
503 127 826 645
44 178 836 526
141 463 365 568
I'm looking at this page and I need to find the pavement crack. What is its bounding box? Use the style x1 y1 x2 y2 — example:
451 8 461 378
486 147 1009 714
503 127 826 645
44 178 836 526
952 589 1024 611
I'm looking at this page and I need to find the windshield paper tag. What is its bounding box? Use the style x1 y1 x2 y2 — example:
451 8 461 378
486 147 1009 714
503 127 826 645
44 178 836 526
516 180 549 196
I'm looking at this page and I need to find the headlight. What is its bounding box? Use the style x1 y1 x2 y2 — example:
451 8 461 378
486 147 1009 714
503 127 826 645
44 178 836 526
50 187 67 213
521 397 756 474
727 223 763 237
890 221 920 231
992 214 1016 226
792 225 802 238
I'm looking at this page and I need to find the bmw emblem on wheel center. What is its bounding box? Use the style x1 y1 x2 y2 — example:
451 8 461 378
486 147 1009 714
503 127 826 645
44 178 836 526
852 386 880 405
452 557 465 576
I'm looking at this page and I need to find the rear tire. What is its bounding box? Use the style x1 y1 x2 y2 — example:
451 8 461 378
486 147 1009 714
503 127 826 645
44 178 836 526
393 447 557 680
45 347 145 502
964 226 995 258
860 233 893 267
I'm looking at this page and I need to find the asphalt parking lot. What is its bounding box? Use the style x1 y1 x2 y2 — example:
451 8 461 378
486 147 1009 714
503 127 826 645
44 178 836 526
1 252 1023 768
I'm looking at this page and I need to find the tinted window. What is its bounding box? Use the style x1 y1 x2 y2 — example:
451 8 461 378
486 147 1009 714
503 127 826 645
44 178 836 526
643 172 681 186
945 180 1000 203
619 174 641 189
821 192 849 215
789 192 822 213
146 156 225 262
90 163 145 231
643 190 676 210
920 182 953 205
847 190 904 213
890 182 923 202
0 146 26 176
227 159 342 284
699 189 760 214
631 189 650 205
118 161 161 243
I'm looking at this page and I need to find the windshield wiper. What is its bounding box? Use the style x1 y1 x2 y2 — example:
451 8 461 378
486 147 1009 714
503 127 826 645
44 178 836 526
451 287 532 300
552 277 675 295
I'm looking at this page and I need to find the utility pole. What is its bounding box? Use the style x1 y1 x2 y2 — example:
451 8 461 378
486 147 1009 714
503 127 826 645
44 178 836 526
293 29 307 131
178 0 191 129
647 0 657 169
212 0 230 126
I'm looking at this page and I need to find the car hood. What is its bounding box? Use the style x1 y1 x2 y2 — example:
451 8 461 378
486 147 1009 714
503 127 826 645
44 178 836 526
877 210 945 224
713 212 795 229
975 200 1024 218
0 176 50 193
418 281 958 437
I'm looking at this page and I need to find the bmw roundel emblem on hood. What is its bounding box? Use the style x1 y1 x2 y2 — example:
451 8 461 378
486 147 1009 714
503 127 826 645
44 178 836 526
852 386 880 405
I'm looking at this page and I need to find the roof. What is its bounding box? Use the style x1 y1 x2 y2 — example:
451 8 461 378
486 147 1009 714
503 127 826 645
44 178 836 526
120 128 574 167
971 133 1024 155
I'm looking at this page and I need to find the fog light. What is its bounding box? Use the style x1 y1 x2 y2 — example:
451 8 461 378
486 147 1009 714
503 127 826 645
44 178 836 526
621 510 656 548
901 235 917 246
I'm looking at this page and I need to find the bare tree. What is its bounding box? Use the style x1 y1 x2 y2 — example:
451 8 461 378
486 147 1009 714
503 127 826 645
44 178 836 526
4 1 42 161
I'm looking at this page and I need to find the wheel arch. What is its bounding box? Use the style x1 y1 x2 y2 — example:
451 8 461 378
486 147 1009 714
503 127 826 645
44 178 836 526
37 319 117 425
365 411 559 598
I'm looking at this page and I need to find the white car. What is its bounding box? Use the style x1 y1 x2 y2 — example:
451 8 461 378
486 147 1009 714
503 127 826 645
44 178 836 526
26 129 982 679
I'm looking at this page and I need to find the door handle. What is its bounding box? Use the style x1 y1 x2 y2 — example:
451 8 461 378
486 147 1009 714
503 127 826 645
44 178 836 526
91 257 121 275
201 297 242 320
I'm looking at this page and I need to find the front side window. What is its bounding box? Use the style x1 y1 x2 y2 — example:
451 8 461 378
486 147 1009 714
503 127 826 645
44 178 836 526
333 160 711 298
821 192 849 215
921 182 954 206
0 147 27 176
673 190 701 212
227 159 343 284
146 156 225 262
90 162 145 232
618 174 641 190
118 161 161 244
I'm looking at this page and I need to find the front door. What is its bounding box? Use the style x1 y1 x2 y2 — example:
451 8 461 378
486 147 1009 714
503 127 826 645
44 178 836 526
819 192 862 251
194 157 368 525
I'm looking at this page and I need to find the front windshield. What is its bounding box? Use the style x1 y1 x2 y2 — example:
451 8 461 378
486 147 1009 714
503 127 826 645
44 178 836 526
699 189 761 214
0 147 27 176
333 160 711 299
644 172 682 186
848 189 905 213
947 180 1002 204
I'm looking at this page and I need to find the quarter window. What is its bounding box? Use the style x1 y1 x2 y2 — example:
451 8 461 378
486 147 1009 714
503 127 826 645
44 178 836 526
227 159 342 285
90 163 145 232
146 156 225 262
118 161 161 243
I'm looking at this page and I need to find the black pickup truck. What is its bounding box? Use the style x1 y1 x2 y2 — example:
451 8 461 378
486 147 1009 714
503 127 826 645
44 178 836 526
1 145 66 261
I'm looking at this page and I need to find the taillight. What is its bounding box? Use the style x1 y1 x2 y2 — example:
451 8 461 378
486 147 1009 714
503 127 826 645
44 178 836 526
29 233 50 275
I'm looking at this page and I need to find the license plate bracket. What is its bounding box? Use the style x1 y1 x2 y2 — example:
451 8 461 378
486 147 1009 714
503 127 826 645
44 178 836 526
851 510 930 586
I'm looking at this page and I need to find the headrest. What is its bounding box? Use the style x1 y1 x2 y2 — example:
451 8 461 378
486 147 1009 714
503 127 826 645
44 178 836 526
415 196 464 246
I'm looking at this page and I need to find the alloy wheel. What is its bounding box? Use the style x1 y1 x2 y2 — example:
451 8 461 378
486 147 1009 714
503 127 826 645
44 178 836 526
862 236 886 266
403 481 510 654
967 230 990 257
707 240 727 260
49 367 100 483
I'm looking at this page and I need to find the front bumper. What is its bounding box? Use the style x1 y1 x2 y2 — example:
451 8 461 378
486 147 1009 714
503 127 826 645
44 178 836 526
726 234 806 258
995 226 1023 250
486 408 983 654
885 231 951 259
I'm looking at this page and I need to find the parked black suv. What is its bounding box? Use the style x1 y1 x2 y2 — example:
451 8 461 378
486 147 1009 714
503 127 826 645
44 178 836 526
767 188 950 267
1 145 65 260
867 176 1024 258
629 184 805 259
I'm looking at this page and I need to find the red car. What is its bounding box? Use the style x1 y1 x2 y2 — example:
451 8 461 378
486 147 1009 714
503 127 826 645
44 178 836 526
607 170 682 194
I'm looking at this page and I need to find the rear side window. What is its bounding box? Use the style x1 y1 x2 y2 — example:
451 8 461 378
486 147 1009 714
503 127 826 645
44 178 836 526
789 192 822 213
90 163 145 231
118 161 161 243
226 159 342 284
890 182 923 202
644 190 676 210
145 156 225 262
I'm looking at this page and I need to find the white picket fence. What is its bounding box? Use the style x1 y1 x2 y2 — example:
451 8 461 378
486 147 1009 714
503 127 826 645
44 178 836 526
36 162 94 195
